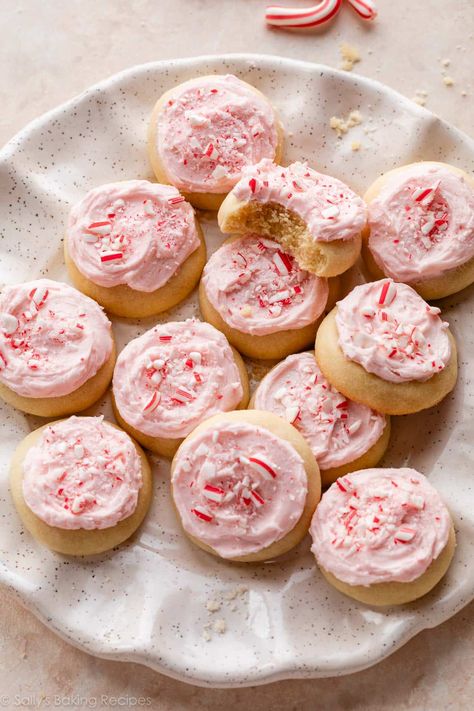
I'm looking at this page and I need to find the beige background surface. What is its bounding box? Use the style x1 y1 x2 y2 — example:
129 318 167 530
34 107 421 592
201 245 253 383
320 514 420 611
1 1 473 709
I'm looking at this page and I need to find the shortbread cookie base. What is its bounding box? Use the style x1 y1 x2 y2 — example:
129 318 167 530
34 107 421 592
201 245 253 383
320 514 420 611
315 308 458 415
171 409 321 562
319 524 456 606
10 420 153 556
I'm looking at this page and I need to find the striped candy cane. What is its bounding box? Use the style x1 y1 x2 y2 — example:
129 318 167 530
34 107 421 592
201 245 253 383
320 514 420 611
265 0 343 28
265 0 377 29
346 0 377 20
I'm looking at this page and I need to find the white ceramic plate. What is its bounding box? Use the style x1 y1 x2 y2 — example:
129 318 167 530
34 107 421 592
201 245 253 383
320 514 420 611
1 54 474 689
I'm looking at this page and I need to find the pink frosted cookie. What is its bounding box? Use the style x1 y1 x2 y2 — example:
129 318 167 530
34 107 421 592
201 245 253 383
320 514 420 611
148 74 283 210
218 159 366 277
363 162 474 299
65 180 206 318
171 409 321 562
0 279 115 417
310 467 455 605
10 416 153 555
251 352 389 485
112 319 249 458
315 279 458 415
199 234 331 359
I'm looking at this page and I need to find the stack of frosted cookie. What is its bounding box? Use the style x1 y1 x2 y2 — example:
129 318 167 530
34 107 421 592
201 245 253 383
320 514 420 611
4 72 473 607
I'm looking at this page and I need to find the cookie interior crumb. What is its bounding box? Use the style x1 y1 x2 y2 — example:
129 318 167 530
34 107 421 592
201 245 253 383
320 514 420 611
443 76 455 87
220 200 328 273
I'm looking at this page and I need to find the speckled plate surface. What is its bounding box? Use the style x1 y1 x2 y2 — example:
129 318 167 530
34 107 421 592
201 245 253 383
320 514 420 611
1 54 474 688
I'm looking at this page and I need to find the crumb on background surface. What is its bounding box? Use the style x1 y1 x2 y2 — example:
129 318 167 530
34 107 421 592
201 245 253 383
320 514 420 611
201 586 248 641
206 599 221 612
330 110 363 138
443 76 455 87
213 619 227 634
339 42 361 72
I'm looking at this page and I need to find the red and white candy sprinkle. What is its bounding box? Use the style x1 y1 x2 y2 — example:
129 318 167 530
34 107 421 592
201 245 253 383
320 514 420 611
377 280 397 307
273 250 292 275
144 391 161 413
100 251 123 263
87 221 112 236
412 181 440 206
244 456 277 480
203 484 225 503
394 527 416 542
192 506 213 522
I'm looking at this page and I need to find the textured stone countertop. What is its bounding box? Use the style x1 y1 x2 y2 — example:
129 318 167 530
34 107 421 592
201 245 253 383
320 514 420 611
1 1 473 709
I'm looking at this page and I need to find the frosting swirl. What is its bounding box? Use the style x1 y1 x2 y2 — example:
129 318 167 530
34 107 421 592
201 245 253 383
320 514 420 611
231 159 367 243
253 353 386 470
310 467 451 586
368 164 474 282
335 279 451 383
155 75 279 194
22 416 142 530
113 320 243 439
67 180 201 292
172 421 308 558
202 235 328 336
0 279 113 398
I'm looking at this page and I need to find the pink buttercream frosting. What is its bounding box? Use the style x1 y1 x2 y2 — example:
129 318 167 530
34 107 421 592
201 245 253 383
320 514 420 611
113 320 243 439
231 159 367 243
368 164 474 282
335 279 451 383
202 235 328 336
22 416 142 530
254 353 386 470
155 74 279 194
310 467 451 586
0 279 113 398
67 180 200 292
172 420 308 558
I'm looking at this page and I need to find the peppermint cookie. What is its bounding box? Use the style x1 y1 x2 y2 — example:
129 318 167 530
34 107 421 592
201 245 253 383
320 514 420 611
10 416 152 555
363 162 474 300
65 180 206 318
218 159 366 277
0 280 115 417
171 409 321 562
310 468 456 606
199 234 333 360
112 320 249 458
148 74 283 210
250 352 390 486
315 279 458 415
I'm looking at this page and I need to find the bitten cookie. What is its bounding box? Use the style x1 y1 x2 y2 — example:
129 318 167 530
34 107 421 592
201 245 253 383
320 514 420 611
112 319 249 458
218 159 366 277
171 409 321 562
250 352 390 487
310 467 456 606
65 180 206 318
148 74 283 210
10 416 152 556
315 279 458 415
0 279 115 417
363 162 474 300
199 234 334 360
